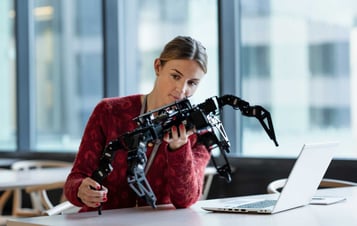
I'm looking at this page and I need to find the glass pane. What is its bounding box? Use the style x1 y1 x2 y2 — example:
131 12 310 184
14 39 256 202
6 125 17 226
0 0 16 151
135 0 219 104
241 0 357 158
33 0 103 151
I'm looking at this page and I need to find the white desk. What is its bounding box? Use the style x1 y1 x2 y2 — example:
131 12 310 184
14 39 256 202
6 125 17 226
6 186 357 226
0 159 19 168
0 167 71 190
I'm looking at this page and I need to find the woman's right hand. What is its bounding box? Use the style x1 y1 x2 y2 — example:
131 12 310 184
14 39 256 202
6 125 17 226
77 177 108 208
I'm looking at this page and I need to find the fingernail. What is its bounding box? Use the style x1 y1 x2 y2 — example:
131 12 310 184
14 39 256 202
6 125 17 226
96 203 101 207
103 197 107 202
97 185 101 190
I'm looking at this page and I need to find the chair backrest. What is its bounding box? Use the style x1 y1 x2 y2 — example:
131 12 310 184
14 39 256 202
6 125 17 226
201 167 217 200
43 200 80 216
267 178 357 194
11 160 72 217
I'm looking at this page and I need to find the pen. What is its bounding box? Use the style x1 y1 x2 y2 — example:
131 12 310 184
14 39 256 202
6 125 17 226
98 184 102 215
98 204 102 215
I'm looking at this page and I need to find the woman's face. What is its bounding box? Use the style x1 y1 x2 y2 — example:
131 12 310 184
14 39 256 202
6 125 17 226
153 59 205 106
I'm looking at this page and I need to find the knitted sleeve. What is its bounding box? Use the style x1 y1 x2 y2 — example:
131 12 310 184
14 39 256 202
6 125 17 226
165 135 211 208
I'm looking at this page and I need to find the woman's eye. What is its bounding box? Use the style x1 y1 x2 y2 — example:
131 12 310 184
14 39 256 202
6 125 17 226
171 74 180 80
188 81 198 86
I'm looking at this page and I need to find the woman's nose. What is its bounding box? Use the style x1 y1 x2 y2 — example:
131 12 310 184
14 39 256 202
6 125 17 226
176 82 188 95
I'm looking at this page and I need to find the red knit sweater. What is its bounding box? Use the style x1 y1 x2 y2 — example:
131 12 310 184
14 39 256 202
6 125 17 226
64 94 211 212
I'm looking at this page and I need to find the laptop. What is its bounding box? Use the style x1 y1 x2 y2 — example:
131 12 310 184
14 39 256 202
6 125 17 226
202 142 341 214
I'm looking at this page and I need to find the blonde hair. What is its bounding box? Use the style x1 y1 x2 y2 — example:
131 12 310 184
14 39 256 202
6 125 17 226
159 36 208 73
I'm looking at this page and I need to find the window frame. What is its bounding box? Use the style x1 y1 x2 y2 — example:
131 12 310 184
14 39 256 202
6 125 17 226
2 0 356 200
15 0 36 152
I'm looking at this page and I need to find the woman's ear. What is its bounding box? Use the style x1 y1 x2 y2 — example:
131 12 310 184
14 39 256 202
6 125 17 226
154 58 161 76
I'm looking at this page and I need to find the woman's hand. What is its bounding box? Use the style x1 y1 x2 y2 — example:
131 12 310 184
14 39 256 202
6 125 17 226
77 177 108 208
163 123 194 151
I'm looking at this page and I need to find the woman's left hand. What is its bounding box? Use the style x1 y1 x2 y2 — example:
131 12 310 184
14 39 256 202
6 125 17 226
163 123 194 151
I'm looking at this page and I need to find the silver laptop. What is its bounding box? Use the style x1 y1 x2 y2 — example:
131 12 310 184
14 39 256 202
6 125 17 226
202 142 340 214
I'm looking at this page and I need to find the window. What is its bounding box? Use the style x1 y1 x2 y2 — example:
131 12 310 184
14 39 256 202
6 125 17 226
33 0 103 151
134 0 219 105
0 0 16 151
8 0 356 159
1 0 217 153
240 0 357 158
33 0 218 152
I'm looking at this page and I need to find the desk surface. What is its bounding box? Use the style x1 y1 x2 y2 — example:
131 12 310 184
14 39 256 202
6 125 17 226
0 167 71 190
6 186 357 226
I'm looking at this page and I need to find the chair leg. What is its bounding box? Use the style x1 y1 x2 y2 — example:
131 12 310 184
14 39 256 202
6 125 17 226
0 190 12 215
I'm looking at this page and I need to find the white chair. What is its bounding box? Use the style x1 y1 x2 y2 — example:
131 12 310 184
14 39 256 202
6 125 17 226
11 160 73 217
43 200 79 216
201 167 217 200
267 178 357 194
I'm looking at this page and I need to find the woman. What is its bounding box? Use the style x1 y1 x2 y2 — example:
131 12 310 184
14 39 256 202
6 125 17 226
64 36 211 212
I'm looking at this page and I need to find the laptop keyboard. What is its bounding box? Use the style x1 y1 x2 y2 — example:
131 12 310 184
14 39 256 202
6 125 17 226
236 200 277 209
